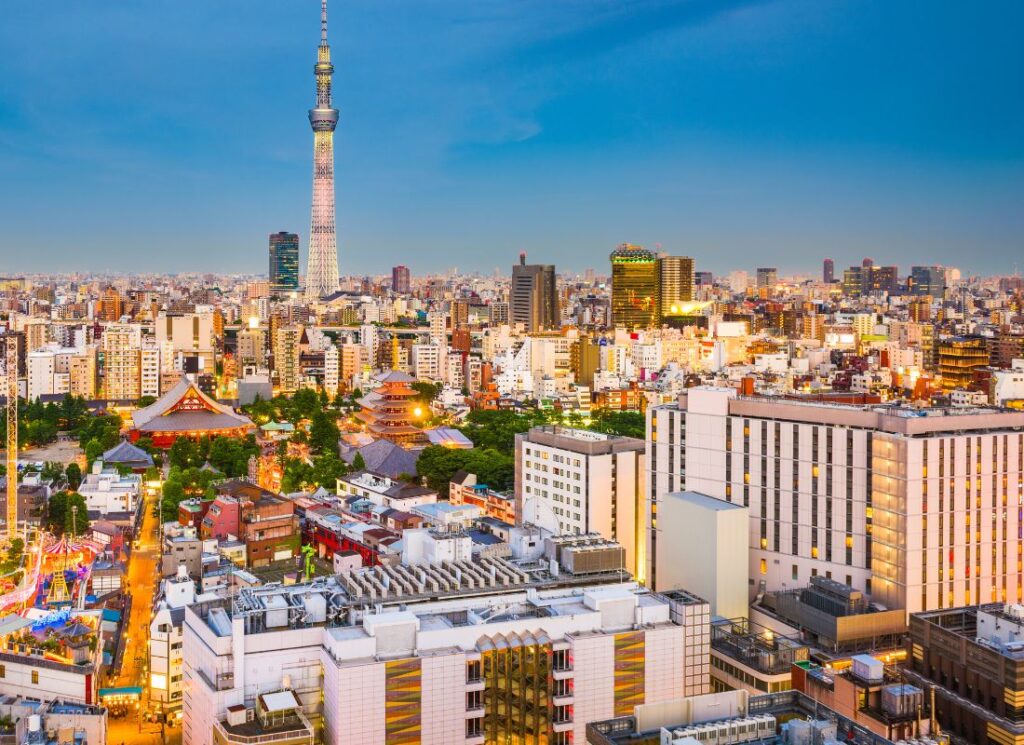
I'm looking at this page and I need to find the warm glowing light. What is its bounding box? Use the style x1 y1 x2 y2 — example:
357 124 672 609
151 673 167 690
248 316 260 329
413 407 423 418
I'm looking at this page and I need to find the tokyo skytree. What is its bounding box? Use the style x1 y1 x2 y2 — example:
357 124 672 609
305 0 340 300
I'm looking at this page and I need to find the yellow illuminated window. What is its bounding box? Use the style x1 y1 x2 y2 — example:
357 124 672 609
760 559 767 575
845 535 853 549
760 538 768 549
811 547 819 559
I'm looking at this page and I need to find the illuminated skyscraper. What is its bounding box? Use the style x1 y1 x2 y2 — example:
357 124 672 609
305 0 340 300
656 254 694 316
610 244 658 329
823 257 834 284
269 232 299 293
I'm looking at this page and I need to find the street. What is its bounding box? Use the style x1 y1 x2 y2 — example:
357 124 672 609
106 479 176 745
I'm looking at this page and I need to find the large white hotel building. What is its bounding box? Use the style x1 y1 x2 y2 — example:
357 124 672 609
182 541 709 745
647 387 1024 615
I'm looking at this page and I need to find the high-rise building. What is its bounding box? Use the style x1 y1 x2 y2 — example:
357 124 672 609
487 301 509 326
610 244 658 329
391 265 410 294
510 253 558 332
910 265 946 297
305 0 340 300
755 267 778 289
96 286 124 322
514 426 646 579
323 343 339 398
823 258 834 284
273 325 303 394
268 232 299 293
102 323 142 400
656 255 695 317
450 299 470 329
648 387 1024 615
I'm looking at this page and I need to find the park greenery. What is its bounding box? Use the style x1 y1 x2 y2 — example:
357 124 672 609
168 434 260 477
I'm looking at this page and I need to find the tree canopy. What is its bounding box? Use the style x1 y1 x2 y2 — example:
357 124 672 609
46 491 89 536
416 445 513 497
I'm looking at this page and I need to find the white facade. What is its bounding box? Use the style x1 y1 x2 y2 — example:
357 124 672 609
323 343 339 398
183 577 709 745
78 461 142 515
515 426 646 579
648 387 1024 615
656 491 749 619
411 343 442 382
140 337 162 398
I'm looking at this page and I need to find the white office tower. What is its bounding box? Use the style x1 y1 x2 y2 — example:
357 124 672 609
515 426 646 580
647 386 1024 615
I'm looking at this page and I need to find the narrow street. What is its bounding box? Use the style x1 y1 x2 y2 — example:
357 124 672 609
106 480 172 745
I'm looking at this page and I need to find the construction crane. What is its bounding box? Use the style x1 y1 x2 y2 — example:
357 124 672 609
4 335 16 545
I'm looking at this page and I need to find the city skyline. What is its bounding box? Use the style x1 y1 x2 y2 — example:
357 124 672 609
1 1 1022 276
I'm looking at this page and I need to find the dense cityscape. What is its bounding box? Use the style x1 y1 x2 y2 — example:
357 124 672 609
2 2 1023 745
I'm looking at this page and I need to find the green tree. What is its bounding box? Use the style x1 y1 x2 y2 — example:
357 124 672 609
160 480 186 521
46 492 88 536
136 395 157 408
23 420 58 447
590 410 645 439
352 452 366 471
456 409 545 455
415 445 514 497
134 437 155 453
308 411 340 455
99 427 121 450
280 458 314 493
65 463 82 490
310 452 349 489
411 381 442 405
84 439 104 465
7 538 24 567
40 461 65 482
168 438 200 469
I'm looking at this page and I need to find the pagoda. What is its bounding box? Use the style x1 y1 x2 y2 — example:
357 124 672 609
355 370 427 447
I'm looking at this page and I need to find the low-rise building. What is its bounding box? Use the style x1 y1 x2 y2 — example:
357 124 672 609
449 470 516 524
336 471 437 510
77 461 141 515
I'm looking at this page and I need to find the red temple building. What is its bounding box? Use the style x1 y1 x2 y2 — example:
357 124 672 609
129 376 255 448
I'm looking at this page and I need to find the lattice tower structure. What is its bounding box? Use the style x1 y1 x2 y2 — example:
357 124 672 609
305 0 341 300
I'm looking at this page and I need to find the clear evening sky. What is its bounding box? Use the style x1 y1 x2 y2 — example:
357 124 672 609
1 1 1022 277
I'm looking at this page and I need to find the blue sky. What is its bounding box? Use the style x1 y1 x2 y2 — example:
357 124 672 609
1 1 1022 277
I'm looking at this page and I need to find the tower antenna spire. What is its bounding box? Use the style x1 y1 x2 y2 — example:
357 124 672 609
306 0 341 300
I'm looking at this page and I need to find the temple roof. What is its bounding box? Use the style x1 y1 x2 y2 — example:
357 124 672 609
132 377 253 433
102 440 154 467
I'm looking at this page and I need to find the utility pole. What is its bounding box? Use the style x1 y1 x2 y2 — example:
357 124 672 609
5 335 17 545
